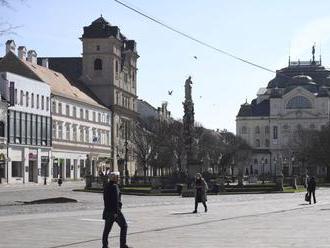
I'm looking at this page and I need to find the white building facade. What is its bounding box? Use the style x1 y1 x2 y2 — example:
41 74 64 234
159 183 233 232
51 95 112 180
236 57 330 178
0 99 7 184
0 71 52 184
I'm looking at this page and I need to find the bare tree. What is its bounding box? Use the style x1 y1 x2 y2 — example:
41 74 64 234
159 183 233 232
132 120 154 180
288 125 330 179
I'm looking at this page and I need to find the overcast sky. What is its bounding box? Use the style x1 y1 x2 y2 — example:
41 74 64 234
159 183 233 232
1 0 330 133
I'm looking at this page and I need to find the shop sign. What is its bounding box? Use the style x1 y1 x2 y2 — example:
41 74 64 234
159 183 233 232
41 156 49 163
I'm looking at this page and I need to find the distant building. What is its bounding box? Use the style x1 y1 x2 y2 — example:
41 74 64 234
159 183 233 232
137 100 172 124
236 53 330 178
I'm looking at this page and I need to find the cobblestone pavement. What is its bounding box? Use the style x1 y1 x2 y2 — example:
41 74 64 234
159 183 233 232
1 184 330 247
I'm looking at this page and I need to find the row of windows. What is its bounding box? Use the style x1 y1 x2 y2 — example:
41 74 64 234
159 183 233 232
52 121 110 145
14 89 49 111
255 139 270 148
52 101 110 124
9 110 51 146
254 126 270 135
242 125 282 140
115 92 136 110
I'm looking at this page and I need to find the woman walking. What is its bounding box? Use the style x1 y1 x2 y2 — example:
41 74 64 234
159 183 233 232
193 173 208 213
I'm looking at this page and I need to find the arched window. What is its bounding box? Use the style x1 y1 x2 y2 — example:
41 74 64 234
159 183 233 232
255 139 260 147
94 58 102 71
265 126 270 134
286 96 312 109
0 122 4 137
265 139 270 147
242 126 247 134
255 126 260 134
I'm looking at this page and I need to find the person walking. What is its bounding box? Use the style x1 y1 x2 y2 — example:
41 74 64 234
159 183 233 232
307 176 317 204
193 173 208 213
102 172 132 248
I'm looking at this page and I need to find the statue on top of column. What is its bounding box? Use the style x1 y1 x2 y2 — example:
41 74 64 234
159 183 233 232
185 76 193 101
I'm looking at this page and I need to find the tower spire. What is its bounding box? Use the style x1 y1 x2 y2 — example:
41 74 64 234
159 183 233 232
288 44 291 66
319 42 322 65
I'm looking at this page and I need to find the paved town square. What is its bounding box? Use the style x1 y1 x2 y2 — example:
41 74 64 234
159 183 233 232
1 183 330 248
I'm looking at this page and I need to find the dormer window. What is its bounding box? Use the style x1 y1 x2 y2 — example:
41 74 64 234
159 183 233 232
94 58 102 70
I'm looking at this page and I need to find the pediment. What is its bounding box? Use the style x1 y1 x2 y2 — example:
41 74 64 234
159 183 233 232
282 86 315 99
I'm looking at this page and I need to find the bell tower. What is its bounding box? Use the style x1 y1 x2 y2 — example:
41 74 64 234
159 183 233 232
80 16 139 175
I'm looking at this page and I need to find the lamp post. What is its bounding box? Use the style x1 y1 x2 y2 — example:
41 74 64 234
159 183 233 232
44 164 47 185
291 154 295 176
261 157 265 184
291 153 297 189
120 121 129 185
274 157 277 178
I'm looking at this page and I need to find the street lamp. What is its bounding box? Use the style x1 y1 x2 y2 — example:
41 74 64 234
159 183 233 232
261 157 265 184
120 121 129 185
274 157 277 178
291 154 295 176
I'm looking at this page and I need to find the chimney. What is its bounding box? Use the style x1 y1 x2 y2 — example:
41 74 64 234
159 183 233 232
27 50 37 64
17 46 27 60
5 40 16 54
42 58 49 68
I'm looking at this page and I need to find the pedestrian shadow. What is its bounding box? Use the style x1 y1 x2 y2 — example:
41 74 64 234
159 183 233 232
170 212 195 215
299 203 310 206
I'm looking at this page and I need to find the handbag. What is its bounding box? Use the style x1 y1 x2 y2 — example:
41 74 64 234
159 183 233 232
305 192 311 202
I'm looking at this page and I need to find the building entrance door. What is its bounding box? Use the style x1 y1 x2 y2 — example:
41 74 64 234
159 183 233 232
59 159 64 179
73 159 78 180
28 161 37 182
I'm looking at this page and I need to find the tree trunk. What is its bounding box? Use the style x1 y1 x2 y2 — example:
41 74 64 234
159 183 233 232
327 166 330 182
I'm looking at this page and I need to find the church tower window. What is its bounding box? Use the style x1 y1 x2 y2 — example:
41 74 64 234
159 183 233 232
94 58 103 70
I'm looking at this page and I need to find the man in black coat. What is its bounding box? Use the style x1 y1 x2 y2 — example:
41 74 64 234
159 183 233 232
307 176 317 204
102 172 131 248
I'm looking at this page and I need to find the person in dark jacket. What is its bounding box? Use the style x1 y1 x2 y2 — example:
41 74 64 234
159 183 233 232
193 173 208 213
102 172 132 248
307 176 317 204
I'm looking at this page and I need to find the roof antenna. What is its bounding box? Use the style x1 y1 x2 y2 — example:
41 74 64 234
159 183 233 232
319 42 322 65
312 43 316 63
288 43 291 66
